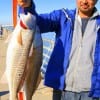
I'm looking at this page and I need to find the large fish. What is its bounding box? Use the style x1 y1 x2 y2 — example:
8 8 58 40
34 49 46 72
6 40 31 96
23 26 43 100
5 13 37 100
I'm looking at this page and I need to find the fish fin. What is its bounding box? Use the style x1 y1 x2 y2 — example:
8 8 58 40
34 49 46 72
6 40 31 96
17 68 27 92
18 91 24 100
17 31 23 45
0 71 8 84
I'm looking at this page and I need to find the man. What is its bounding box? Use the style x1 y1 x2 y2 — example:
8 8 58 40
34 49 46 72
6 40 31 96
17 0 100 100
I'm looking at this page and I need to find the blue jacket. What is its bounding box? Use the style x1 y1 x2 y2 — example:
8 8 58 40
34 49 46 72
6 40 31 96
19 4 100 97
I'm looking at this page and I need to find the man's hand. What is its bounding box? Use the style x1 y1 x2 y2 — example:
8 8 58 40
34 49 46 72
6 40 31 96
17 0 31 7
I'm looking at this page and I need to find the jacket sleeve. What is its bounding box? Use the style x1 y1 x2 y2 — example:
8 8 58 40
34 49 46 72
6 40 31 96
18 1 61 33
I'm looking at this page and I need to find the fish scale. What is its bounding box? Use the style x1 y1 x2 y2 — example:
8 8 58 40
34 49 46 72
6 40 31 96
6 18 36 100
4 13 42 100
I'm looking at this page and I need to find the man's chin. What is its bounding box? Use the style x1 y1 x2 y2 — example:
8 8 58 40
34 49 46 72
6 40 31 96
79 8 91 14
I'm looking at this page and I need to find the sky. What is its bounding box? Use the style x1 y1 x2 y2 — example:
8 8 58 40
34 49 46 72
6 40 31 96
0 0 100 25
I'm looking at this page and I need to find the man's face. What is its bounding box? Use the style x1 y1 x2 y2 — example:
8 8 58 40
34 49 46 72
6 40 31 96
77 0 97 16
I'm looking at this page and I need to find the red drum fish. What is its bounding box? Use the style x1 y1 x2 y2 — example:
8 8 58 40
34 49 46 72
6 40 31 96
23 26 43 100
6 13 37 100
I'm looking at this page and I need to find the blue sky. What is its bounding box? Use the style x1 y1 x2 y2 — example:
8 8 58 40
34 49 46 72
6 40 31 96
0 0 100 25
